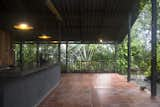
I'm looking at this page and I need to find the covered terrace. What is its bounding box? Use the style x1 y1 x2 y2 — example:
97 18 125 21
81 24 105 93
0 0 159 107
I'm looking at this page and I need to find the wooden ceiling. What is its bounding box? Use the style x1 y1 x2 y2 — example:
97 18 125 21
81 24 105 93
0 0 143 43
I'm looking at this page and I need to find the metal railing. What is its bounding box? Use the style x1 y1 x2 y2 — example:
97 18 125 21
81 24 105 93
66 60 115 73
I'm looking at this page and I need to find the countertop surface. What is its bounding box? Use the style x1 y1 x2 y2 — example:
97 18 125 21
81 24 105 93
0 63 59 78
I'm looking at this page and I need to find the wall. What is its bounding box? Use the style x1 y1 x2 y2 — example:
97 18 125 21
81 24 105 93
1 64 61 107
0 30 14 65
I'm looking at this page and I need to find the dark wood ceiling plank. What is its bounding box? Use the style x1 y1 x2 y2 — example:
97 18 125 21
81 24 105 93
0 0 143 42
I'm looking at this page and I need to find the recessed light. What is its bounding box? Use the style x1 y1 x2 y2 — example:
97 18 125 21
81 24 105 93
14 23 33 30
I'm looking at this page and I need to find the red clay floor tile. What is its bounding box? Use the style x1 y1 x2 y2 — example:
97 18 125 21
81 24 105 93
38 73 160 107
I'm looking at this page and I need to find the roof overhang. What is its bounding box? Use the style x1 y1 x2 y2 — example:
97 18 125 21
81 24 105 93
0 0 146 43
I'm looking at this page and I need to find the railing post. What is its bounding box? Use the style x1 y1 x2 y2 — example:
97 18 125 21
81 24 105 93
151 0 157 96
127 14 131 82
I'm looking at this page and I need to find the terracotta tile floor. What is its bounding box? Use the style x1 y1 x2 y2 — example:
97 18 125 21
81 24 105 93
38 73 160 107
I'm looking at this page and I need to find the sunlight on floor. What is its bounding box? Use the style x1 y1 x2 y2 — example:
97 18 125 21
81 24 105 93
94 74 111 88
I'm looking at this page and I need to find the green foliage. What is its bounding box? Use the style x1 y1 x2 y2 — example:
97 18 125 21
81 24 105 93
23 44 36 65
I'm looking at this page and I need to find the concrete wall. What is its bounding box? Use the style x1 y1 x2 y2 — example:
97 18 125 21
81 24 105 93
1 64 61 107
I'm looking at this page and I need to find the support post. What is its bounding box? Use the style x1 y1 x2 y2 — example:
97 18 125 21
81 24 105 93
58 22 61 64
114 42 118 73
151 0 157 96
127 14 131 82
19 42 23 71
66 41 68 72
36 43 39 67
58 43 61 63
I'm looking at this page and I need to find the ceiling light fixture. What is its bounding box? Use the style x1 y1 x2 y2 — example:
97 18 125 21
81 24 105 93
51 41 59 43
38 34 52 39
99 39 103 43
14 23 33 30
